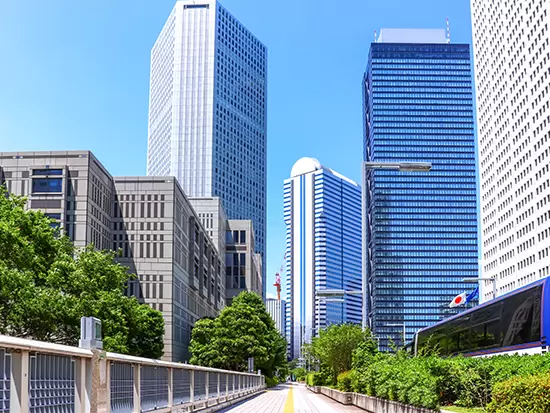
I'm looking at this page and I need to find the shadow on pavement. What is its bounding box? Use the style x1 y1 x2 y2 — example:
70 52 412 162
216 393 264 412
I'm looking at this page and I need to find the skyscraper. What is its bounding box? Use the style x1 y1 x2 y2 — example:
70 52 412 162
147 0 268 297
363 29 479 350
266 298 286 337
471 0 550 302
284 158 362 360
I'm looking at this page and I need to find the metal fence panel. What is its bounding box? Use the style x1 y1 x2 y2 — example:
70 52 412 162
29 353 75 413
208 373 218 398
193 370 206 401
140 366 168 412
219 373 227 396
110 362 133 413
0 350 10 413
172 369 191 405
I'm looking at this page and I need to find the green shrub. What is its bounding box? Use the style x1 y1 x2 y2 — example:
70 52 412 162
337 371 352 392
265 376 279 388
487 371 550 413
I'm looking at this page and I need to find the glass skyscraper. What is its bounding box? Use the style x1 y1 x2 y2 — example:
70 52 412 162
284 158 362 360
147 0 267 297
363 29 479 350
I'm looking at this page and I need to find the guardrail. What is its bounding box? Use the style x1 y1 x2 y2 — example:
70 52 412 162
0 335 264 413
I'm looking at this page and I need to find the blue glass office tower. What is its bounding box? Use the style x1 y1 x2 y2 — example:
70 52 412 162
284 158 362 360
147 0 267 297
363 29 479 351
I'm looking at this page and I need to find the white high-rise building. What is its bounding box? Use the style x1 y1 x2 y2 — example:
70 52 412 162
284 158 362 360
266 298 286 337
147 0 268 297
472 0 550 302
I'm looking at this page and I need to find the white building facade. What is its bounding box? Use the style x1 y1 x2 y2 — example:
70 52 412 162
472 0 550 302
266 298 286 337
147 0 268 297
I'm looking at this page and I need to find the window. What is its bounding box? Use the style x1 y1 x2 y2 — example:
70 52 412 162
44 213 61 220
32 178 62 193
240 230 246 244
32 169 63 176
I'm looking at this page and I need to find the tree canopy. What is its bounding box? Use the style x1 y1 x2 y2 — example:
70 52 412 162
0 188 164 358
308 323 376 382
189 291 287 378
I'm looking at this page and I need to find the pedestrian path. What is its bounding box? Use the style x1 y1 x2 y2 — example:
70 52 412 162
220 383 364 413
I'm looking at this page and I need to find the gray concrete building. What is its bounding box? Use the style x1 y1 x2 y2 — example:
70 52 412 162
225 219 262 304
0 151 113 250
0 151 225 362
189 197 227 255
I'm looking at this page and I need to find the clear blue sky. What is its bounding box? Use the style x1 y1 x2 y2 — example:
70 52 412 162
0 0 473 298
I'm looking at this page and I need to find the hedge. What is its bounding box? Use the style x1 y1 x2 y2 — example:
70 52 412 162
487 371 550 413
350 353 550 410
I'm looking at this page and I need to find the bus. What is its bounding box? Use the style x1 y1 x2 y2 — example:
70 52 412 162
414 277 550 357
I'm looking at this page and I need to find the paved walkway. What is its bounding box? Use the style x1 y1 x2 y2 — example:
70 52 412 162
220 383 364 413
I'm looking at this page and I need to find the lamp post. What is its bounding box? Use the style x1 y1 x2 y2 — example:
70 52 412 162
385 323 406 348
362 161 433 331
463 277 497 300
315 290 362 332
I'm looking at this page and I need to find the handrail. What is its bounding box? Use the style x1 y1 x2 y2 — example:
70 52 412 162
0 334 94 358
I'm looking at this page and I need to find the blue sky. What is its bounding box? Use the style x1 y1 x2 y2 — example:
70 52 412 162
0 0 473 298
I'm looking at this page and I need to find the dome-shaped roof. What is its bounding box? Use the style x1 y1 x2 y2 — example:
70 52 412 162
290 157 322 177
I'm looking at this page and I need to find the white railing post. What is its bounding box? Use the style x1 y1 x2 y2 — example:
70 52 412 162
75 357 87 413
205 372 209 404
9 350 29 412
168 367 173 408
225 373 229 399
133 364 141 413
190 369 194 403
217 373 220 402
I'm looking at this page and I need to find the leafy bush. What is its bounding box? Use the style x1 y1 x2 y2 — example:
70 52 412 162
307 372 328 386
349 351 550 410
337 371 352 392
265 376 279 388
487 371 550 413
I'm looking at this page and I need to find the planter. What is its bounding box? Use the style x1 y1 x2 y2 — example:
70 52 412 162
316 386 438 413
306 385 321 393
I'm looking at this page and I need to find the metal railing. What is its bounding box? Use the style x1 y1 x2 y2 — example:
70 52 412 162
0 335 264 413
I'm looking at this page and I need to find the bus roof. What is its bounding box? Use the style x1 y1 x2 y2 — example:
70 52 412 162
417 276 548 334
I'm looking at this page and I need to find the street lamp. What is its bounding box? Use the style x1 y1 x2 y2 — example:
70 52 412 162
385 323 406 348
315 290 361 334
463 277 496 300
362 161 433 330
364 161 432 172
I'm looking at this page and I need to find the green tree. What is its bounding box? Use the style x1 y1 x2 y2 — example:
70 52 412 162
308 323 375 383
189 291 287 378
0 188 164 359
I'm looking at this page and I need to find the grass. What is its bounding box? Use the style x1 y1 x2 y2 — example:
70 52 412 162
441 406 486 413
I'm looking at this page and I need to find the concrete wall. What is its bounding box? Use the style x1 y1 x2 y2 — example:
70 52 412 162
311 386 438 413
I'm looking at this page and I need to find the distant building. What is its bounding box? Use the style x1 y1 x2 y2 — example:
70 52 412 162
0 151 225 361
147 0 268 298
225 219 263 304
363 29 479 350
471 0 550 300
266 298 286 336
190 199 262 303
284 157 362 360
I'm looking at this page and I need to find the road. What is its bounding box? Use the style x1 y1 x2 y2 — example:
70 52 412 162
219 383 363 413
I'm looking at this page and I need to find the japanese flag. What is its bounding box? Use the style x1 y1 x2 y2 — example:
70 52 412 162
449 292 467 308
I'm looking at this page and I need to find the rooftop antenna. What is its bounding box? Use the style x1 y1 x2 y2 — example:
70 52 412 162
374 30 377 42
446 17 451 43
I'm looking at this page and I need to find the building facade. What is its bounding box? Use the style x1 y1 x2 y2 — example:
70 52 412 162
225 219 262 304
0 151 113 250
284 158 362 360
114 177 225 361
472 0 550 302
363 29 479 350
266 298 286 337
0 151 225 362
189 197 227 255
147 0 267 297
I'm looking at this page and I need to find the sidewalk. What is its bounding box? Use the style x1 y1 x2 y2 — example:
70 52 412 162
219 383 364 413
